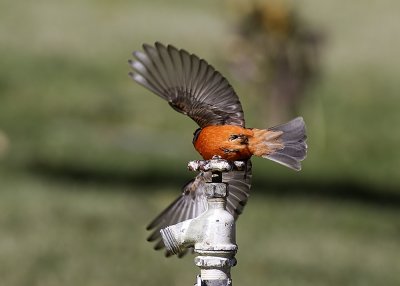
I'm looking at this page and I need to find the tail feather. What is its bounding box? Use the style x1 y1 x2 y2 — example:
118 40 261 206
251 117 307 171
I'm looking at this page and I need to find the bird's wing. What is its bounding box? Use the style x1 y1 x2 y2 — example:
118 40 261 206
225 159 253 219
146 160 252 257
129 42 245 128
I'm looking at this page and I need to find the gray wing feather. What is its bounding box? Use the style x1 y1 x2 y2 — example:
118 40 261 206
129 42 245 127
224 160 252 218
146 173 208 257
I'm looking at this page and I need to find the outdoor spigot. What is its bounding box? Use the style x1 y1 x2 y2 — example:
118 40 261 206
160 157 243 286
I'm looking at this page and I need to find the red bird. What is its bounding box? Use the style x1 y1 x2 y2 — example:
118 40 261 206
129 42 307 256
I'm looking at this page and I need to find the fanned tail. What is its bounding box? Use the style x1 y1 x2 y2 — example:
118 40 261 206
249 117 307 171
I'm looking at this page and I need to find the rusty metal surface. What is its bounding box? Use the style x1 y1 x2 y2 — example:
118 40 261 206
188 156 246 173
204 183 227 198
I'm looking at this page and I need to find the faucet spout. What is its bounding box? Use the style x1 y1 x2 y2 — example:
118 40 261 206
160 182 237 255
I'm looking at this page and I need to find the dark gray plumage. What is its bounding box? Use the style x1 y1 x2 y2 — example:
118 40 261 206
129 42 245 128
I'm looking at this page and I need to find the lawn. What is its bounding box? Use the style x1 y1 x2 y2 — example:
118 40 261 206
1 169 399 286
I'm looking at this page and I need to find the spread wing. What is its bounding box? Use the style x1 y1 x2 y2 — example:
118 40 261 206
147 160 252 257
129 42 245 128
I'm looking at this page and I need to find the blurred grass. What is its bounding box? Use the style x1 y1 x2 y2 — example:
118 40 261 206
1 0 399 188
1 168 399 286
1 0 400 285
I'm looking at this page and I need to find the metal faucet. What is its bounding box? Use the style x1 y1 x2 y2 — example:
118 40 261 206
161 157 243 286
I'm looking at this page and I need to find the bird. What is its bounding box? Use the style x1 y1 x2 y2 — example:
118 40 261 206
129 42 307 257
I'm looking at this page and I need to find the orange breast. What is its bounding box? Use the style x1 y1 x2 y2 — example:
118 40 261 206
193 125 254 161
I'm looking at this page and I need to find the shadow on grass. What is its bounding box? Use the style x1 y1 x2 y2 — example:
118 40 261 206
27 160 400 210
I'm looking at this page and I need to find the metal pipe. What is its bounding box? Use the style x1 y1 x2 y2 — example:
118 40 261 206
160 157 239 286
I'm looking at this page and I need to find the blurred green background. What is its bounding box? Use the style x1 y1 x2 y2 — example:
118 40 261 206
1 0 399 285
